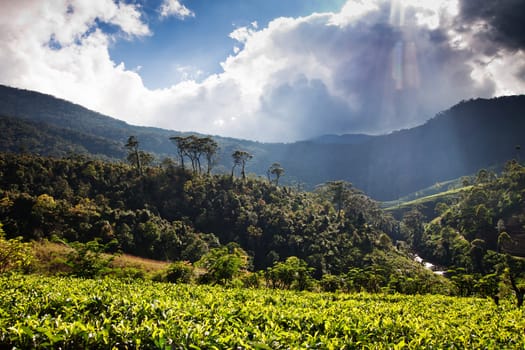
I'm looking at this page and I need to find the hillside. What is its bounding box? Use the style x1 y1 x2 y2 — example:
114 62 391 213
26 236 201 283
0 153 391 271
3 152 525 304
416 161 525 261
1 85 525 200
0 151 456 295
0 115 126 159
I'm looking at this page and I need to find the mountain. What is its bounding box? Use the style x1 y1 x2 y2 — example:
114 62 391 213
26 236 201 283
309 134 377 145
0 115 126 159
0 84 289 177
1 84 525 200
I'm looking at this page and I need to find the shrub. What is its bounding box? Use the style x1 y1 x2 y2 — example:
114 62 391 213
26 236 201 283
0 223 32 274
166 261 194 284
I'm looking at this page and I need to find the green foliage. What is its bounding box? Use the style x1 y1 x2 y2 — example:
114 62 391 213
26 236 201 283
0 222 32 274
196 243 248 285
0 152 405 279
169 135 219 174
166 261 194 284
403 161 525 304
267 162 284 185
127 150 154 169
1 275 525 349
0 152 461 295
65 240 114 278
266 256 314 290
231 150 252 180
319 273 344 292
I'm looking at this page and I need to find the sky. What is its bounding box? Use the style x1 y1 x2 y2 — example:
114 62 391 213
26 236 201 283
1 0 524 142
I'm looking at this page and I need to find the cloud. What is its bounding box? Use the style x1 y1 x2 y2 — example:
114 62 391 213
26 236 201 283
0 0 524 142
205 1 498 139
0 0 151 121
159 0 194 19
457 0 525 52
450 0 525 95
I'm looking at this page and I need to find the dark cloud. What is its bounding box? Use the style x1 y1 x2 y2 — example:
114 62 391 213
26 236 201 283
458 0 525 51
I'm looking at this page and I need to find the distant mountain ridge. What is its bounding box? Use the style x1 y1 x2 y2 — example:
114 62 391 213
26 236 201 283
1 84 525 200
309 134 377 145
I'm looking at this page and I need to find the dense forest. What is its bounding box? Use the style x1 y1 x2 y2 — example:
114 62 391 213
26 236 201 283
2 84 525 200
410 161 525 304
1 147 525 303
0 150 449 293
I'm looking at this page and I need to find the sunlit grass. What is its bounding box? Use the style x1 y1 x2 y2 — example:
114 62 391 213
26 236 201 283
30 240 169 276
1 274 524 348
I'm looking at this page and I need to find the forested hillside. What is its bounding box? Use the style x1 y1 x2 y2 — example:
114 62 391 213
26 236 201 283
0 84 284 178
399 160 525 304
1 85 525 200
0 151 452 293
3 150 525 301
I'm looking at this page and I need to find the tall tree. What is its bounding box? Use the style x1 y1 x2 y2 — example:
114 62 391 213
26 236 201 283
185 135 203 173
401 207 425 249
170 135 217 174
232 150 253 180
317 181 353 219
268 163 285 186
201 137 219 175
127 151 154 170
169 136 188 171
125 136 142 176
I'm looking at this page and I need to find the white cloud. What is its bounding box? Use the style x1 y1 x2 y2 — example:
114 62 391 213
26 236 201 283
159 0 194 19
331 0 381 25
0 0 524 142
0 0 152 123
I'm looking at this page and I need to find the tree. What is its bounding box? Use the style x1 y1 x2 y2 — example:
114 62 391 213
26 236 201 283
469 238 486 272
505 255 525 307
317 181 353 219
497 232 512 253
127 151 154 170
267 163 285 186
231 150 252 180
170 135 218 174
401 207 425 249
169 136 189 171
320 274 343 292
201 137 219 175
125 136 142 176
196 243 248 285
65 240 114 278
265 256 314 290
166 261 194 284
185 135 203 173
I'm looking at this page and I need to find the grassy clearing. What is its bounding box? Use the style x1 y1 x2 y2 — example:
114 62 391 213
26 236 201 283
111 254 169 274
383 186 471 210
30 240 169 277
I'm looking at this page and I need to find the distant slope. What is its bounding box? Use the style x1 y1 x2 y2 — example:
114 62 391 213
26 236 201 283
1 84 525 200
354 96 525 199
0 84 287 174
383 186 472 220
0 84 183 156
0 115 126 159
309 133 377 145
